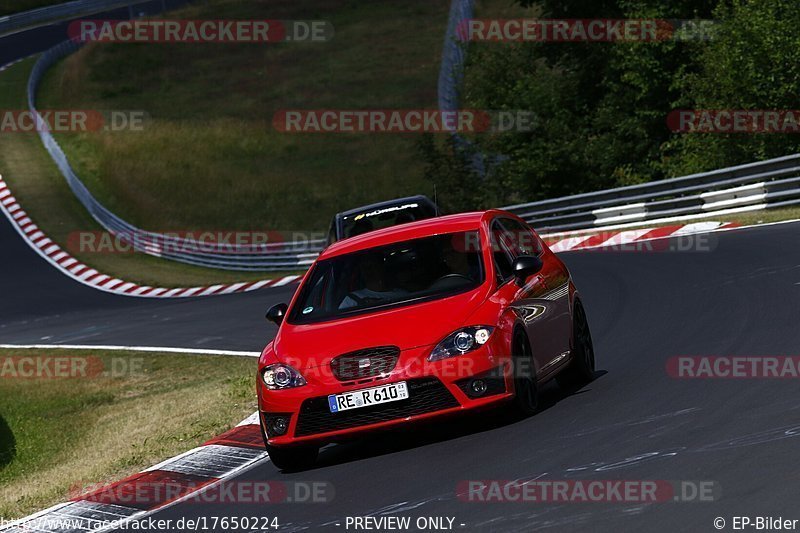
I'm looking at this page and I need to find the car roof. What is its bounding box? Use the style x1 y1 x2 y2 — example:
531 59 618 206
321 210 507 259
335 195 436 219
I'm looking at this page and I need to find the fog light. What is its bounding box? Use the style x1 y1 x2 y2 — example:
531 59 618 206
271 416 289 435
470 379 488 396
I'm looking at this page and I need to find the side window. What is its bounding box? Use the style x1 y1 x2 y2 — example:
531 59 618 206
499 218 543 257
327 222 338 245
303 266 330 311
490 219 515 283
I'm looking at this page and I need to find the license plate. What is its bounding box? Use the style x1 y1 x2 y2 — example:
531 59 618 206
328 381 409 413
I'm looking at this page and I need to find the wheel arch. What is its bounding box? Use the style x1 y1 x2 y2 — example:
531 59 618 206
511 321 540 378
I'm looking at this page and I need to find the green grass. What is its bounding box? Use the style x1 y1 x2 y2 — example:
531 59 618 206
38 0 448 233
726 205 800 226
0 58 305 287
0 348 258 519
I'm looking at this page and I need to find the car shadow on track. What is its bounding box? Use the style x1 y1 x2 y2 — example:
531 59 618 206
0 414 16 469
306 370 608 472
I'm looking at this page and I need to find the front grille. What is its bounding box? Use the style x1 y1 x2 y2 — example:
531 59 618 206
295 377 459 437
330 346 400 381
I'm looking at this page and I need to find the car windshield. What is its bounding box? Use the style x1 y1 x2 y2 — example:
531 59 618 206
340 201 437 239
289 231 484 324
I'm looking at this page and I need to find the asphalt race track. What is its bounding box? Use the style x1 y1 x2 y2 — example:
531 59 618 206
3 11 800 533
4 190 800 530
0 205 289 349
0 2 291 352
0 0 194 67
136 221 800 532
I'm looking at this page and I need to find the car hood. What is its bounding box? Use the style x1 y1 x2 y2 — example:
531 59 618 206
274 287 488 372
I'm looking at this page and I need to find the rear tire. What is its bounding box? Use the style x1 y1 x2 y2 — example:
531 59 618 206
557 301 596 387
510 330 539 416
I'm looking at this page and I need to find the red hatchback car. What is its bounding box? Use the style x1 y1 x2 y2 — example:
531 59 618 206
257 210 595 470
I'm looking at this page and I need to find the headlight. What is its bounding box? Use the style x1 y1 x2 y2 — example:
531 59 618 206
261 364 307 390
429 326 495 361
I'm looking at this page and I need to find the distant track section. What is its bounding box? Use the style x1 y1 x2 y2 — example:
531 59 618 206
0 175 301 297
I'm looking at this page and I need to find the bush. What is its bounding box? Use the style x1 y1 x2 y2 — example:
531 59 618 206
422 0 800 208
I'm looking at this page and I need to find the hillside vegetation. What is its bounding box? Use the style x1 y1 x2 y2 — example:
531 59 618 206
426 0 800 213
40 0 449 233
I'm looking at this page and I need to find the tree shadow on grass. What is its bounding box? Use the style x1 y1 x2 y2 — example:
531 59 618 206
0 414 16 469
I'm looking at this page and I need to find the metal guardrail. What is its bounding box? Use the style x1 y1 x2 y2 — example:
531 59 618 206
435 0 800 232
29 43 322 271
504 154 800 232
0 0 155 36
25 1 800 272
437 0 472 129
13 0 320 270
437 0 495 175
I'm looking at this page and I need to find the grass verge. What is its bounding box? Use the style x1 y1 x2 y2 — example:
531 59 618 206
0 58 303 287
725 206 800 227
0 347 258 519
38 0 446 233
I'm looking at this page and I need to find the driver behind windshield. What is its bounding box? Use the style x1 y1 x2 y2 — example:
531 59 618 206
338 254 408 309
291 231 485 324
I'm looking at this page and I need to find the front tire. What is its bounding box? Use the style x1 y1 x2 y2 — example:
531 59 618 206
260 419 318 471
266 443 319 471
510 329 539 416
557 300 596 387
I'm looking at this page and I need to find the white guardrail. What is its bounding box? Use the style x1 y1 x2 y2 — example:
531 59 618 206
437 0 800 232
22 0 800 271
25 24 323 271
503 154 800 232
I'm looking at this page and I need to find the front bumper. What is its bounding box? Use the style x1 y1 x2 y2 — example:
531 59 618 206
258 344 513 446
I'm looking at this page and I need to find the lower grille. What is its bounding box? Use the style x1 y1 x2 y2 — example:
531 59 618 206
295 377 459 437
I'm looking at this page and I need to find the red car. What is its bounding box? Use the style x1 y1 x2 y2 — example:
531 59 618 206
257 210 595 470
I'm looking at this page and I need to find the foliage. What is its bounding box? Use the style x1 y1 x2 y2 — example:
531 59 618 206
422 0 800 209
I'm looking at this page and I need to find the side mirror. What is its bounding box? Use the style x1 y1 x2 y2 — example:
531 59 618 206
266 303 288 326
513 255 544 286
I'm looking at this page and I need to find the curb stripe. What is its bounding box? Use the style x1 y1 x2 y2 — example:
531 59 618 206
72 471 217 510
636 224 684 241
0 428 268 532
204 424 264 450
544 222 741 253
0 344 260 356
0 167 752 300
0 174 301 299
